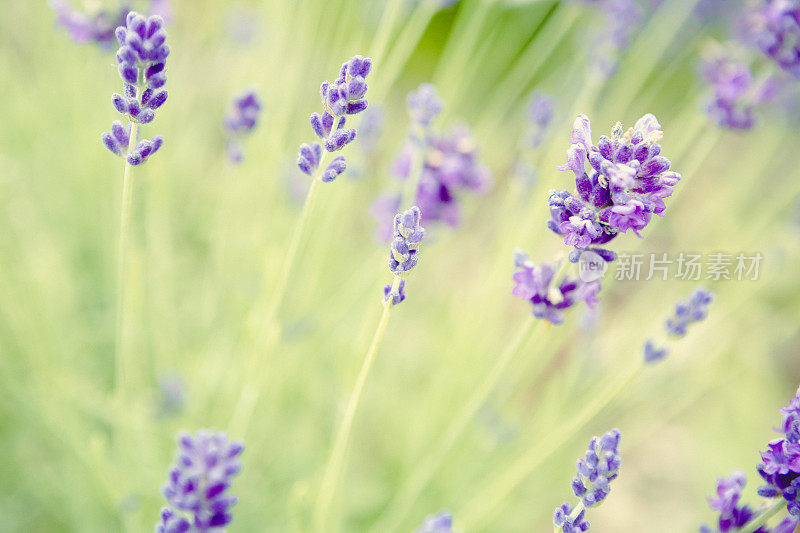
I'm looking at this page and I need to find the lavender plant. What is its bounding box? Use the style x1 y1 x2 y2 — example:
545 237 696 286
553 429 622 532
372 84 490 240
739 0 800 79
223 89 262 163
50 0 171 48
313 206 424 531
700 386 800 532
157 430 244 532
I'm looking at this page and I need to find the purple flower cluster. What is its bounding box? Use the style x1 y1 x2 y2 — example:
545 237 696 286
549 114 680 259
157 430 244 532
554 429 622 532
414 511 456 532
757 387 800 516
50 0 127 47
297 55 372 182
702 47 780 130
701 388 800 532
665 288 714 337
740 0 800 78
553 502 590 533
384 206 425 306
644 288 714 363
410 125 491 226
223 89 263 163
388 206 425 275
101 11 168 165
511 251 600 325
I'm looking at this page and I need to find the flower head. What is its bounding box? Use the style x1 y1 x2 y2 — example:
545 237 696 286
158 430 244 531
549 113 680 254
407 83 444 128
572 429 622 508
740 0 800 78
388 206 425 275
101 11 169 165
298 55 372 181
224 89 262 163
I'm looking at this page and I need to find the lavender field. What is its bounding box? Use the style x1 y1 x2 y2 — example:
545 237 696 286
2 0 800 531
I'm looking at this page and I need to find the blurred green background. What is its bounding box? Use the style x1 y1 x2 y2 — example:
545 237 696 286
1 0 800 531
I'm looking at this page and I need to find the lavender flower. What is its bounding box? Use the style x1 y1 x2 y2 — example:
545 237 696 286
412 125 491 226
297 55 371 181
101 11 169 165
701 388 800 531
702 46 780 129
740 0 800 78
525 91 555 149
548 113 681 258
407 83 444 128
554 429 622 532
388 206 425 275
643 339 669 363
158 430 244 532
223 89 262 163
511 251 601 325
665 288 714 337
414 511 456 532
384 206 425 306
51 1 172 48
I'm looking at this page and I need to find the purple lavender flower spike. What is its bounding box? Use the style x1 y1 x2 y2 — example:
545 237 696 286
549 113 680 257
388 206 425 275
158 430 244 532
224 89 262 163
101 11 168 164
414 511 456 532
664 288 714 337
554 429 621 532
297 55 371 180
511 253 601 325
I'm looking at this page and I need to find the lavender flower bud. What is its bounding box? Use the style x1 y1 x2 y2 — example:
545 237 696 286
664 288 714 337
642 339 668 363
407 83 443 127
383 278 407 306
158 430 244 531
321 156 346 183
223 89 262 163
553 502 589 532
297 142 322 175
388 206 425 274
324 128 357 152
572 429 622 508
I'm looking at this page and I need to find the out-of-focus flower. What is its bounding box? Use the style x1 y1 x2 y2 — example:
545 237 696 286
739 0 800 78
414 511 456 532
511 251 601 325
223 89 262 163
157 430 244 532
50 0 171 48
665 288 714 337
702 45 780 129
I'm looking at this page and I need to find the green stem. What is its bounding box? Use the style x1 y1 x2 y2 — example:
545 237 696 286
739 499 787 533
459 361 644 530
371 318 540 533
115 121 140 401
312 280 397 532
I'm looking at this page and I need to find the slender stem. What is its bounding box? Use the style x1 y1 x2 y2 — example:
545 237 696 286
740 499 787 533
459 362 645 530
115 121 140 398
264 175 322 326
371 318 540 533
313 285 396 532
